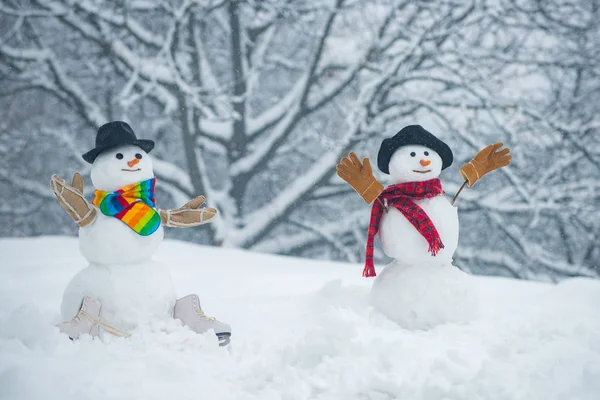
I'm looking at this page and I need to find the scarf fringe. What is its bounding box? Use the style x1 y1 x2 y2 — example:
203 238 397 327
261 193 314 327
362 262 377 278
428 237 445 257
363 237 444 278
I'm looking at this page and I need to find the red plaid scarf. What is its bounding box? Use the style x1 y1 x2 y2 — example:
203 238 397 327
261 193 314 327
363 179 445 277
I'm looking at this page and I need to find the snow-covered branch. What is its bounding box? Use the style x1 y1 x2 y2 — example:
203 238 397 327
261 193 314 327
2 0 598 280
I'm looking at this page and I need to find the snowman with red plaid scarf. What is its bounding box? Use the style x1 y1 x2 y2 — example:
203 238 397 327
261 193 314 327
337 125 511 329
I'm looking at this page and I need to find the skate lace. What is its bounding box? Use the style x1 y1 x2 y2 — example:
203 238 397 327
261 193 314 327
196 309 216 321
70 310 131 338
72 310 85 324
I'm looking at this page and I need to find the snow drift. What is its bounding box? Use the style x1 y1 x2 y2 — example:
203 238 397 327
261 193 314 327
1 236 599 400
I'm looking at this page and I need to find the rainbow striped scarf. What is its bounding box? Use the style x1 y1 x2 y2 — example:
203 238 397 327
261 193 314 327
92 178 161 236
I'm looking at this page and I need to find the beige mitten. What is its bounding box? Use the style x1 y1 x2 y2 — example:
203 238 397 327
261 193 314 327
159 196 217 228
459 143 512 187
50 173 97 227
336 152 384 204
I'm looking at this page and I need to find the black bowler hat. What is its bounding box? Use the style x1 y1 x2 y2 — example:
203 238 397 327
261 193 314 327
82 121 155 164
377 125 453 174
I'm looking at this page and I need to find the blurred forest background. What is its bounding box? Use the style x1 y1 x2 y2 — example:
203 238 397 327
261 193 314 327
1 0 598 281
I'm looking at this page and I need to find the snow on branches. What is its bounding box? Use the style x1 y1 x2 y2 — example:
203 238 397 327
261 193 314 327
1 0 598 280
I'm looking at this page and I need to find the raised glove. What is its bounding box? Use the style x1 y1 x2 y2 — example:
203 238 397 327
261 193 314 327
159 196 217 228
336 152 384 204
460 143 512 187
50 173 97 227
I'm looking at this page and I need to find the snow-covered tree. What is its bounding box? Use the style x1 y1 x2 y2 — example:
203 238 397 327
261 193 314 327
1 0 598 281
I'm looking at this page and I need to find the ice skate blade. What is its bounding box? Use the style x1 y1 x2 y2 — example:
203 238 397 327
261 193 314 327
218 333 231 347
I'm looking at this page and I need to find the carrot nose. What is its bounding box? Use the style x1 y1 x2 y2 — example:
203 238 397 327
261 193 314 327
420 159 431 167
127 158 140 168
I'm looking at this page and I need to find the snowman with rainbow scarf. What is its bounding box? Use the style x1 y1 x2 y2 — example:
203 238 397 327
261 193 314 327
50 121 231 345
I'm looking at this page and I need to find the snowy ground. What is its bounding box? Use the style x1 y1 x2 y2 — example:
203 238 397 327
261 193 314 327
1 236 599 400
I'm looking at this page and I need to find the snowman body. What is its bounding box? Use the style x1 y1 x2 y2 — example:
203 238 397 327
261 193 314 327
379 195 458 266
78 212 164 265
60 257 176 335
61 144 177 334
370 259 479 330
369 143 479 329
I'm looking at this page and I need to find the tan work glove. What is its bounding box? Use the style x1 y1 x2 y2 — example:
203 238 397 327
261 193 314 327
50 173 97 227
159 196 218 228
336 152 384 204
459 143 512 187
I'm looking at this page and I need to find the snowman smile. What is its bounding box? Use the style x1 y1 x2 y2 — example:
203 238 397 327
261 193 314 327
412 169 431 174
121 168 142 172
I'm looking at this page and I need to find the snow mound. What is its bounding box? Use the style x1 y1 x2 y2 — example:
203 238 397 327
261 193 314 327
370 261 480 330
1 236 600 400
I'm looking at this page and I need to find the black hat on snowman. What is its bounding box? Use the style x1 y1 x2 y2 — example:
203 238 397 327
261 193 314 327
377 125 453 174
82 121 155 164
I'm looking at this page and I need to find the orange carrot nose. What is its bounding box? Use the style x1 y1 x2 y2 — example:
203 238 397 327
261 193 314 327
420 159 431 167
127 158 140 168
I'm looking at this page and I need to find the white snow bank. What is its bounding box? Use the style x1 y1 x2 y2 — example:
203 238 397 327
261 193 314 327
1 236 599 400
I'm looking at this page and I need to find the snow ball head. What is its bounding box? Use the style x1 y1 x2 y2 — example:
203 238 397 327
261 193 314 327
91 144 154 192
82 121 156 191
388 145 443 184
377 125 453 175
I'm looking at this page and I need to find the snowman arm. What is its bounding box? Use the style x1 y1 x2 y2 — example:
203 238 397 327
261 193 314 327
336 153 384 204
451 143 512 206
459 143 512 187
158 196 217 228
158 208 217 228
50 174 97 227
450 181 468 206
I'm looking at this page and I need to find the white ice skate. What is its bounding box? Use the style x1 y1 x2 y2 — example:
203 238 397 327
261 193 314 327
57 296 131 340
174 294 231 346
56 296 101 340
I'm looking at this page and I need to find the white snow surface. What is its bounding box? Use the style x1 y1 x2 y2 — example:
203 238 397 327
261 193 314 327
1 236 600 400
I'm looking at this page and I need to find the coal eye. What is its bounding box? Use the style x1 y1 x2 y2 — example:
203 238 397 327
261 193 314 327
116 153 124 160
424 151 429 156
410 152 416 157
135 153 142 159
